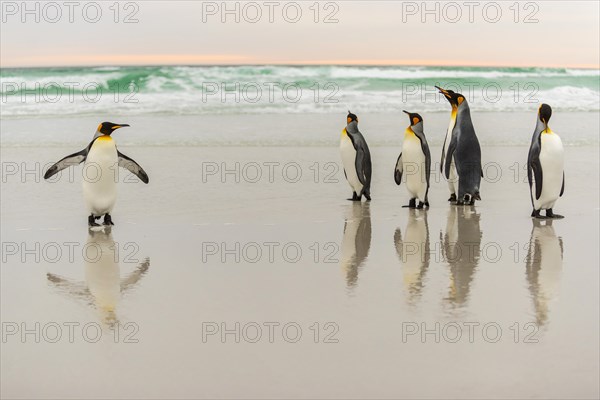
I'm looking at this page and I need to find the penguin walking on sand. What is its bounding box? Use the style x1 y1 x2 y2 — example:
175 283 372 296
44 122 149 226
394 110 431 208
437 87 483 205
527 104 565 219
340 111 372 201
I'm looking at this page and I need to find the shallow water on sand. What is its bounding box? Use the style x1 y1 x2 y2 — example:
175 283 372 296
1 139 599 398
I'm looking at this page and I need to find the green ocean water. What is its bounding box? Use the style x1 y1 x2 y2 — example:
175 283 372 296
1 65 598 118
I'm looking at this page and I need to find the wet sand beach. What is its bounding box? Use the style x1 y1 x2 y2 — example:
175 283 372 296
1 112 598 398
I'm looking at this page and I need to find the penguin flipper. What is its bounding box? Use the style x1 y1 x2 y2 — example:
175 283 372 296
444 135 457 179
531 160 543 200
440 136 447 174
560 172 565 197
44 148 87 180
355 148 367 186
117 151 149 184
527 134 543 200
422 141 431 188
394 153 403 185
362 145 372 191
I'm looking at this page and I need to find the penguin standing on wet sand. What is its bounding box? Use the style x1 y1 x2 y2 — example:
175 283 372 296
527 104 565 219
437 87 483 205
340 111 372 201
437 86 459 202
394 110 431 208
44 122 149 226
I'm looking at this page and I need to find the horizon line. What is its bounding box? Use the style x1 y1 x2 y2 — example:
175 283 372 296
0 62 600 71
1 58 599 70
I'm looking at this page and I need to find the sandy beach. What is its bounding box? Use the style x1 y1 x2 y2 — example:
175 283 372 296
1 112 599 399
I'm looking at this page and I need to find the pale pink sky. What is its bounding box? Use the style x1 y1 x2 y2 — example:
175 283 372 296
1 1 598 68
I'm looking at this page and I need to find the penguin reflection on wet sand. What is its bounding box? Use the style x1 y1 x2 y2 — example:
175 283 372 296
340 202 372 288
525 218 564 326
340 111 372 201
441 206 482 306
395 110 431 208
436 87 483 205
528 104 565 219
47 227 150 325
44 122 149 227
394 208 430 304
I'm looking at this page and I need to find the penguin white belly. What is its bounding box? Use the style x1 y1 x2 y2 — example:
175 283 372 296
403 134 427 201
340 132 363 194
444 118 458 194
447 159 457 194
83 137 118 216
534 133 564 210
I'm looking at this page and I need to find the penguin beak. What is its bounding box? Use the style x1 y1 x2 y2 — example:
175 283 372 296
111 124 130 130
436 86 454 103
436 86 451 97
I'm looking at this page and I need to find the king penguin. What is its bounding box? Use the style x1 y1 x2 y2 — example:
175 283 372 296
527 104 565 219
437 87 483 205
44 122 149 226
340 111 372 201
394 110 431 208
436 86 459 202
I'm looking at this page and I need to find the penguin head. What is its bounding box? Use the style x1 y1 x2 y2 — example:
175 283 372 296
435 86 466 108
403 110 423 131
347 110 358 124
97 122 130 135
538 104 552 128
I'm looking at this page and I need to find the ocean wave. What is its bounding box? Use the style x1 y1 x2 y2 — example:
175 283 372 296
1 65 598 117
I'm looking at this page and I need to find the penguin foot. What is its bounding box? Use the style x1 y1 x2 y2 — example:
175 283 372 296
531 209 547 219
546 209 564 219
364 193 371 201
417 201 429 209
347 192 361 201
403 198 417 208
103 214 115 225
88 215 100 227
448 193 457 202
